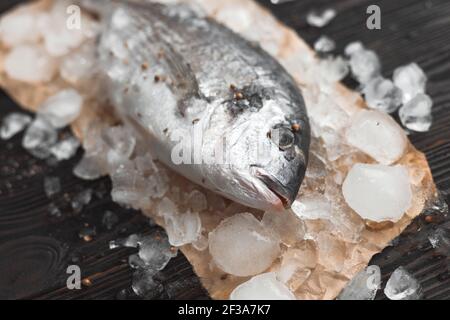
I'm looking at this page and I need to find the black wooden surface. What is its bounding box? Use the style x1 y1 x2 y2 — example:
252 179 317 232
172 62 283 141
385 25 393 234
0 0 449 300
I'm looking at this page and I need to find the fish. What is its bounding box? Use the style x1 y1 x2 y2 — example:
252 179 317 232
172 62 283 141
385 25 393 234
80 0 310 211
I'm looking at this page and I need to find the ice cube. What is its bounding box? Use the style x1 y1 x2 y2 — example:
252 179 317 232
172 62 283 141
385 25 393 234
73 154 105 180
208 213 280 277
186 190 208 213
338 265 381 300
102 211 119 230
344 41 364 56
103 126 136 168
22 117 58 157
261 210 305 246
110 162 147 206
277 244 317 291
38 89 83 129
428 228 450 256
393 63 427 103
230 272 295 300
164 210 202 247
137 232 177 270
60 42 96 84
192 234 209 251
157 197 178 218
346 109 408 165
44 176 61 198
109 234 140 249
0 5 42 47
342 164 412 222
128 254 147 270
71 189 93 213
362 77 403 113
317 56 349 83
384 267 422 300
0 113 32 140
4 44 57 83
398 94 433 132
348 45 381 84
48 202 62 218
306 8 336 28
314 35 336 53
316 232 346 272
292 193 332 220
50 135 80 161
131 269 164 298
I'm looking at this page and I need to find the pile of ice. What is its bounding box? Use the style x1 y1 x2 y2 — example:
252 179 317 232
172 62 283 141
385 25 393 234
19 89 82 160
346 42 432 131
110 231 177 298
1 1 99 84
0 2 99 159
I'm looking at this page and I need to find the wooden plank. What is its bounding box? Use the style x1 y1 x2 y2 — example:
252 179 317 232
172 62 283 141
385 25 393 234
0 0 448 300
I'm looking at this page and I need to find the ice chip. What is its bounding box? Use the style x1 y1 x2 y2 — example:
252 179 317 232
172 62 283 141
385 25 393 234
346 110 408 165
131 269 164 298
137 232 177 270
348 46 381 84
44 176 61 198
344 41 364 56
277 244 317 291
362 77 403 113
428 228 450 256
306 8 336 28
393 63 427 103
164 210 202 247
102 211 119 230
109 234 140 249
0 6 42 46
318 56 349 83
262 210 305 246
342 164 412 222
338 265 381 300
50 135 80 161
0 113 32 140
71 189 93 213
230 272 295 300
186 190 208 213
209 213 280 277
73 154 105 180
103 126 136 168
399 94 433 132
60 42 97 84
292 193 332 220
4 44 57 83
314 35 336 53
38 89 83 129
22 117 58 156
384 267 422 300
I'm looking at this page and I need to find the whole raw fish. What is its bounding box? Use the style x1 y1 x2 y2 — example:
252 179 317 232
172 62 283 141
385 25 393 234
81 0 310 211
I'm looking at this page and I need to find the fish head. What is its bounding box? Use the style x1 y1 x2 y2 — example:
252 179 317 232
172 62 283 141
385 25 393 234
219 90 310 212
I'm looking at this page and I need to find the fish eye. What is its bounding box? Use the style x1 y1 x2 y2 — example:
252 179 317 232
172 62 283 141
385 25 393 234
270 126 295 150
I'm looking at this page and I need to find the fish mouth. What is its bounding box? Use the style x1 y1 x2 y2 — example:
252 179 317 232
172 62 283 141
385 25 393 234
251 167 296 210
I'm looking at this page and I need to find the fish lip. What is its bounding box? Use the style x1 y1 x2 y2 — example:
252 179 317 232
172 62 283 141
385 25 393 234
251 166 296 210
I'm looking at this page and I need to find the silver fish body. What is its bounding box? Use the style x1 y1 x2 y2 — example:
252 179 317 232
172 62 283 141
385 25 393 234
86 1 310 211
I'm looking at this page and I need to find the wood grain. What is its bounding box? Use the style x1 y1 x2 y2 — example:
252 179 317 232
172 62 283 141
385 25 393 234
0 0 448 300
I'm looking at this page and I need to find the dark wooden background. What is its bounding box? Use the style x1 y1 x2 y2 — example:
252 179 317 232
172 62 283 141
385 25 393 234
0 0 448 300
